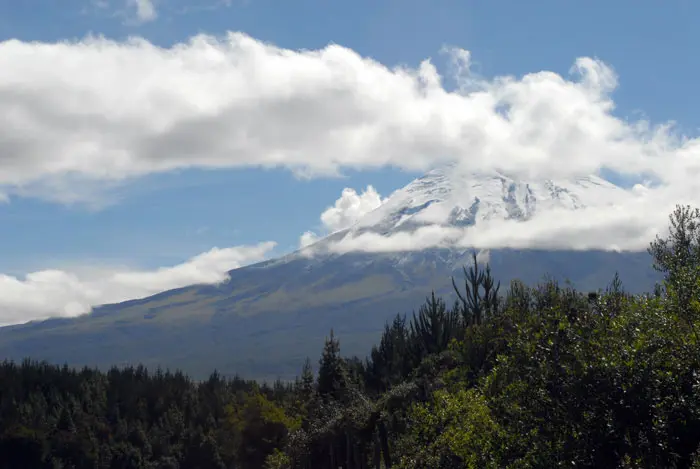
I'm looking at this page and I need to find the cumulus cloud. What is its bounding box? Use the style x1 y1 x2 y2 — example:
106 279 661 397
299 231 320 248
321 186 384 232
299 186 384 247
2 31 700 252
1 32 696 203
0 242 275 326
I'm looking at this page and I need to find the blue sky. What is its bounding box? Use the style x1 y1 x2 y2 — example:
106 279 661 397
1 0 700 324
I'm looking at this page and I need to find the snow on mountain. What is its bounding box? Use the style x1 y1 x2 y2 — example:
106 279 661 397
270 165 630 271
351 165 627 236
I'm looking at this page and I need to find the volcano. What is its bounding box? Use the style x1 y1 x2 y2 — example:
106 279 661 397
0 167 658 381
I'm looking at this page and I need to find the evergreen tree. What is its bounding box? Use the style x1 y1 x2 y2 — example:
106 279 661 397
299 357 315 402
452 251 501 325
409 291 459 360
317 330 348 403
367 314 411 393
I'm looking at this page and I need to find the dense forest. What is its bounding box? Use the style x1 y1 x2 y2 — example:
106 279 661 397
3 205 700 468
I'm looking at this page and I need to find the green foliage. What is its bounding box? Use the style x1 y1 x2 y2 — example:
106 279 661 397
452 251 501 326
264 448 291 469
397 388 503 469
4 205 700 468
225 387 300 467
317 329 350 403
408 292 460 359
0 363 297 469
366 314 412 393
649 204 700 337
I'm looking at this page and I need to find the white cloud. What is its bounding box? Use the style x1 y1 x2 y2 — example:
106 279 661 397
88 0 158 24
0 242 275 326
294 159 684 254
320 186 384 232
299 185 384 247
126 0 158 23
297 164 696 254
1 32 697 204
299 231 320 248
3 31 700 253
316 195 674 254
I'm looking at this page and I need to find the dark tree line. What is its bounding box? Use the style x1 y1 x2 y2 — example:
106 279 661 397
3 205 700 468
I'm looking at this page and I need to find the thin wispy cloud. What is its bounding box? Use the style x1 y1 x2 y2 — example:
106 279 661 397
172 0 235 15
127 0 158 23
89 0 238 23
88 0 158 25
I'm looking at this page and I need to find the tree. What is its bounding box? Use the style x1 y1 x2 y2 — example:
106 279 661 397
367 314 411 393
181 431 225 469
317 330 349 403
298 358 316 407
225 389 298 468
409 292 459 360
649 205 700 282
452 251 500 326
649 204 700 337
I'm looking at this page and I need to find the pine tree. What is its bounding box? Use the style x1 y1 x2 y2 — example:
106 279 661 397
409 291 459 361
368 314 411 393
317 330 348 403
452 251 501 326
299 358 315 401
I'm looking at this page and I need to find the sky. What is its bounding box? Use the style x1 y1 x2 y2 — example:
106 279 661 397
1 0 700 324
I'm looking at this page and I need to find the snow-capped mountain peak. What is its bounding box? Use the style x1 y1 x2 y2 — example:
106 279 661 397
269 164 629 267
351 166 625 236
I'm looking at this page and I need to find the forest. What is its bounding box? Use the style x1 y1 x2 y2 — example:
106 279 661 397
3 205 700 468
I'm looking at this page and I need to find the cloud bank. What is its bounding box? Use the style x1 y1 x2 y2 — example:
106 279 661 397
2 31 699 246
1 32 698 204
0 242 275 326
322 202 665 254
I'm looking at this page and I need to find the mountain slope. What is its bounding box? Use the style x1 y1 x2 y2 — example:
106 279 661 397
0 168 659 381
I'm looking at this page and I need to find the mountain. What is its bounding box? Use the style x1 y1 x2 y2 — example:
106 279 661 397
347 165 622 234
0 167 659 381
